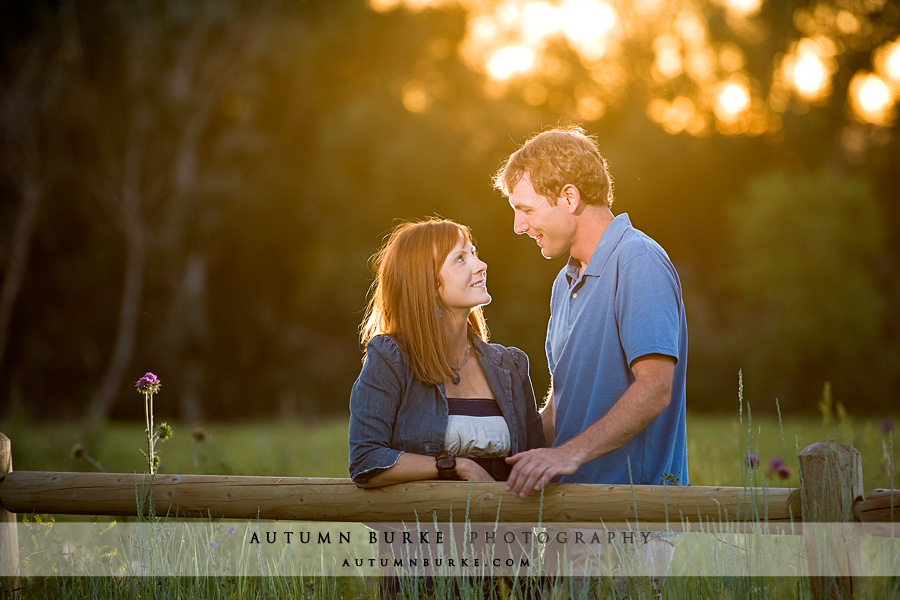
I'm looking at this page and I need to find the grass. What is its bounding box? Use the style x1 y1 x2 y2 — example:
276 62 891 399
0 407 897 599
1 409 895 491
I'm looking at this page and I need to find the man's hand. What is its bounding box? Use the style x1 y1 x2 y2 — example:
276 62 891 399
504 447 583 498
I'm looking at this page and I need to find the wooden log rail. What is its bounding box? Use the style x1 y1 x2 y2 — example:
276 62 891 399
0 471 805 523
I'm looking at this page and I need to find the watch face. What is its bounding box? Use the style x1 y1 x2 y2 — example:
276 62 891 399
436 455 455 470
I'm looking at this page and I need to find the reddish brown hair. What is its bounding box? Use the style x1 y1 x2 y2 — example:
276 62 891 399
360 218 489 385
493 125 614 207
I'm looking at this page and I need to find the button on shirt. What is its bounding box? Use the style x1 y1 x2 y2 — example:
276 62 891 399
547 213 689 485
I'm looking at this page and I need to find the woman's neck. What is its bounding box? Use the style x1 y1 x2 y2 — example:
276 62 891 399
444 316 470 362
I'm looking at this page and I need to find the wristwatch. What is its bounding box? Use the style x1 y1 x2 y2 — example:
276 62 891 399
435 451 460 480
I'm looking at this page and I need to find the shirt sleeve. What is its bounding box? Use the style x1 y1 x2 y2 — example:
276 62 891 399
615 251 683 367
348 336 406 485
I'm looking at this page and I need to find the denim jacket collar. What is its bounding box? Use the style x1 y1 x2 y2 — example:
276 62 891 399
469 337 520 453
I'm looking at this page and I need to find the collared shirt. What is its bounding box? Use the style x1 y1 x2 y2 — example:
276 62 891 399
547 213 689 485
349 335 545 484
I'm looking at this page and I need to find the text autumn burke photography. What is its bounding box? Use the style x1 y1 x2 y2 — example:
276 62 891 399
248 526 659 547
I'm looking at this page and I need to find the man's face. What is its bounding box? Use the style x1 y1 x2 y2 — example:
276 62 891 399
508 173 574 259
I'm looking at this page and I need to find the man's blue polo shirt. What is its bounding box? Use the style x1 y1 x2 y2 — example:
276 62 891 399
547 213 689 485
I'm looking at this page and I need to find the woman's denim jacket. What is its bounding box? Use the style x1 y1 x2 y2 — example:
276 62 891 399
349 334 545 485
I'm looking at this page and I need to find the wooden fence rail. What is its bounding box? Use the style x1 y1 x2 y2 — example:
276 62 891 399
1 433 897 600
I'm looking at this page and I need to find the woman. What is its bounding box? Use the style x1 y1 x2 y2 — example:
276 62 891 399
349 218 544 487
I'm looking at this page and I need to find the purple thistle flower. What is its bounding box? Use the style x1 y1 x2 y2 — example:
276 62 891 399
209 540 218 549
226 527 236 535
882 419 894 435
746 453 759 469
136 372 161 395
776 465 791 479
769 456 784 470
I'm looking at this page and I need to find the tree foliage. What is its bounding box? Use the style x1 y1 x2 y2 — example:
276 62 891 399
1 0 898 421
728 169 889 408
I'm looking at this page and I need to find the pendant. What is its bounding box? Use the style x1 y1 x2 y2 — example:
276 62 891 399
451 372 460 385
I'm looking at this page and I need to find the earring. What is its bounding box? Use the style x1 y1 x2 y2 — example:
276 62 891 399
437 307 443 318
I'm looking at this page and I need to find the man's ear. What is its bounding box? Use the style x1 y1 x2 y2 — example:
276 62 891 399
559 184 581 214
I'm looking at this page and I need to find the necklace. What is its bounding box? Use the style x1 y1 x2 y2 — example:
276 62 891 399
450 343 471 385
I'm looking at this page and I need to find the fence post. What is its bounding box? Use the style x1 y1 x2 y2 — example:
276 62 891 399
798 441 863 600
1 432 20 586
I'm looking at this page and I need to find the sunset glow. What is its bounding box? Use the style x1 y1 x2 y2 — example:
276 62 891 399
783 38 836 102
875 38 900 84
849 72 895 125
560 0 617 45
716 81 751 121
486 45 537 81
720 0 762 17
371 0 900 138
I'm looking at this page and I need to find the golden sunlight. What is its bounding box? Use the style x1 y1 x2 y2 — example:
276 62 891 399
787 38 834 101
487 44 537 80
719 0 762 18
849 72 895 125
715 80 751 122
369 0 900 138
648 96 701 135
875 37 900 84
652 35 683 81
367 0 401 12
401 80 432 112
521 1 561 44
559 0 618 51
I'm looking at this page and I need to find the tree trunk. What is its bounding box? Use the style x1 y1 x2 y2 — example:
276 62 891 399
0 178 42 370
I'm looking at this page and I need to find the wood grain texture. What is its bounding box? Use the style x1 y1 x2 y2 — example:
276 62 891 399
0 470 802 523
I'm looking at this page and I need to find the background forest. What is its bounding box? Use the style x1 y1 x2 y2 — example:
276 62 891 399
1 0 898 423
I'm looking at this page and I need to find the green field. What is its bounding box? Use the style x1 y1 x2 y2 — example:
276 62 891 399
1 410 897 599
1 410 896 491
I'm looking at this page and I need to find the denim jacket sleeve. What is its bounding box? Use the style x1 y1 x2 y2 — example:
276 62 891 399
348 335 407 485
508 346 546 451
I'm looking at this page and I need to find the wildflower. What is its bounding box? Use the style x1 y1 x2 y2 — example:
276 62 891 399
767 456 789 479
226 527 236 535
209 540 219 549
136 371 168 475
153 422 173 443
192 427 208 443
882 439 893 477
746 453 759 469
135 372 161 395
882 419 894 435
70 443 106 471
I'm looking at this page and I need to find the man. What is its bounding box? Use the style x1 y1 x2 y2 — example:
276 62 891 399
494 126 689 499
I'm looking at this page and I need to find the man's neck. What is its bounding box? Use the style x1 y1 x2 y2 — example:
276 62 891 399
570 206 615 273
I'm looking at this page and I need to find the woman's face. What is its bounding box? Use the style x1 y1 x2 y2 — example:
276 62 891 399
438 234 490 317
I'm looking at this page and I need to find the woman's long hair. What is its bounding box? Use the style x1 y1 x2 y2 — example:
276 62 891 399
360 218 489 385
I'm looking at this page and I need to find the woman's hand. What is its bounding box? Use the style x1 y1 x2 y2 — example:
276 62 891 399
455 458 495 482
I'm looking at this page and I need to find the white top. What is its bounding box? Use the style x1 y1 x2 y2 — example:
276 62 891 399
443 397 510 458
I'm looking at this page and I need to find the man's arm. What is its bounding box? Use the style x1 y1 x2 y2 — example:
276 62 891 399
504 354 675 498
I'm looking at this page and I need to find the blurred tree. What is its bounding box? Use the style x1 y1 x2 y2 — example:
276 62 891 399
1 0 899 421
61 1 277 421
727 169 888 409
0 7 73 372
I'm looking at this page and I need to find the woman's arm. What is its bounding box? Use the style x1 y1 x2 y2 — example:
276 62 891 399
357 453 493 488
350 336 493 486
